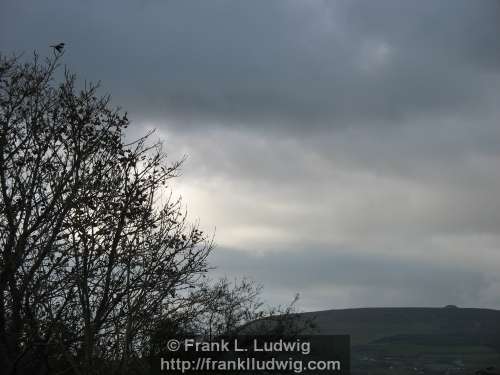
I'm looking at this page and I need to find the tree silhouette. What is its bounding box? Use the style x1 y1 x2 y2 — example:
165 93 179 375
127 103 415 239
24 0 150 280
0 51 309 375
0 52 213 375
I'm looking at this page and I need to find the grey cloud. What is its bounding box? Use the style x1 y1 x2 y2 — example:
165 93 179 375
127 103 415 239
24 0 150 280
209 246 493 310
168 120 500 238
2 0 500 311
1 0 498 131
333 0 500 71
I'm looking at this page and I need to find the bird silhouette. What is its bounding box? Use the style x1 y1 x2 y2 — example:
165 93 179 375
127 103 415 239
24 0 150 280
50 42 65 53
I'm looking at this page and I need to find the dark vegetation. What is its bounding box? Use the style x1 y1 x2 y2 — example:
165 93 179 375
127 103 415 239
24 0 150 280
0 51 303 375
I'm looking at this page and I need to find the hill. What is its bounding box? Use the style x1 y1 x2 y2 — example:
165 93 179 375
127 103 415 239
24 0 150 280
293 307 500 374
298 306 500 346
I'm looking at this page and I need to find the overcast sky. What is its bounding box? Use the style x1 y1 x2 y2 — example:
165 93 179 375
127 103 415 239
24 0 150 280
2 0 500 311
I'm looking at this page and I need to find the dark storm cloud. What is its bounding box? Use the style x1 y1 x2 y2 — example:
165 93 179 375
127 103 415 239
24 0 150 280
1 0 499 130
2 1 500 311
211 246 479 291
210 246 492 309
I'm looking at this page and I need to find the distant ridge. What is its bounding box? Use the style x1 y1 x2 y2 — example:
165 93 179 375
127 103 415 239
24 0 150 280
297 306 500 348
243 307 500 372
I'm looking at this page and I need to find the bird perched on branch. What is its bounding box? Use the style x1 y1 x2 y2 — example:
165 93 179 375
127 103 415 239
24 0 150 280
50 42 65 53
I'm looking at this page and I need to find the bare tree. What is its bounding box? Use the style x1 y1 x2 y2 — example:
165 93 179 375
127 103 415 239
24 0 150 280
0 52 213 375
0 50 310 375
186 278 315 340
192 278 265 339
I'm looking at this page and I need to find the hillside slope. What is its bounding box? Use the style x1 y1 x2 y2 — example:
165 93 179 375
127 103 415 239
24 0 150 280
299 307 500 346
296 307 500 374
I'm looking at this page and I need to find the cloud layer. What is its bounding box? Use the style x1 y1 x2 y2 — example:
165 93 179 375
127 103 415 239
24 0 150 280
2 0 499 310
